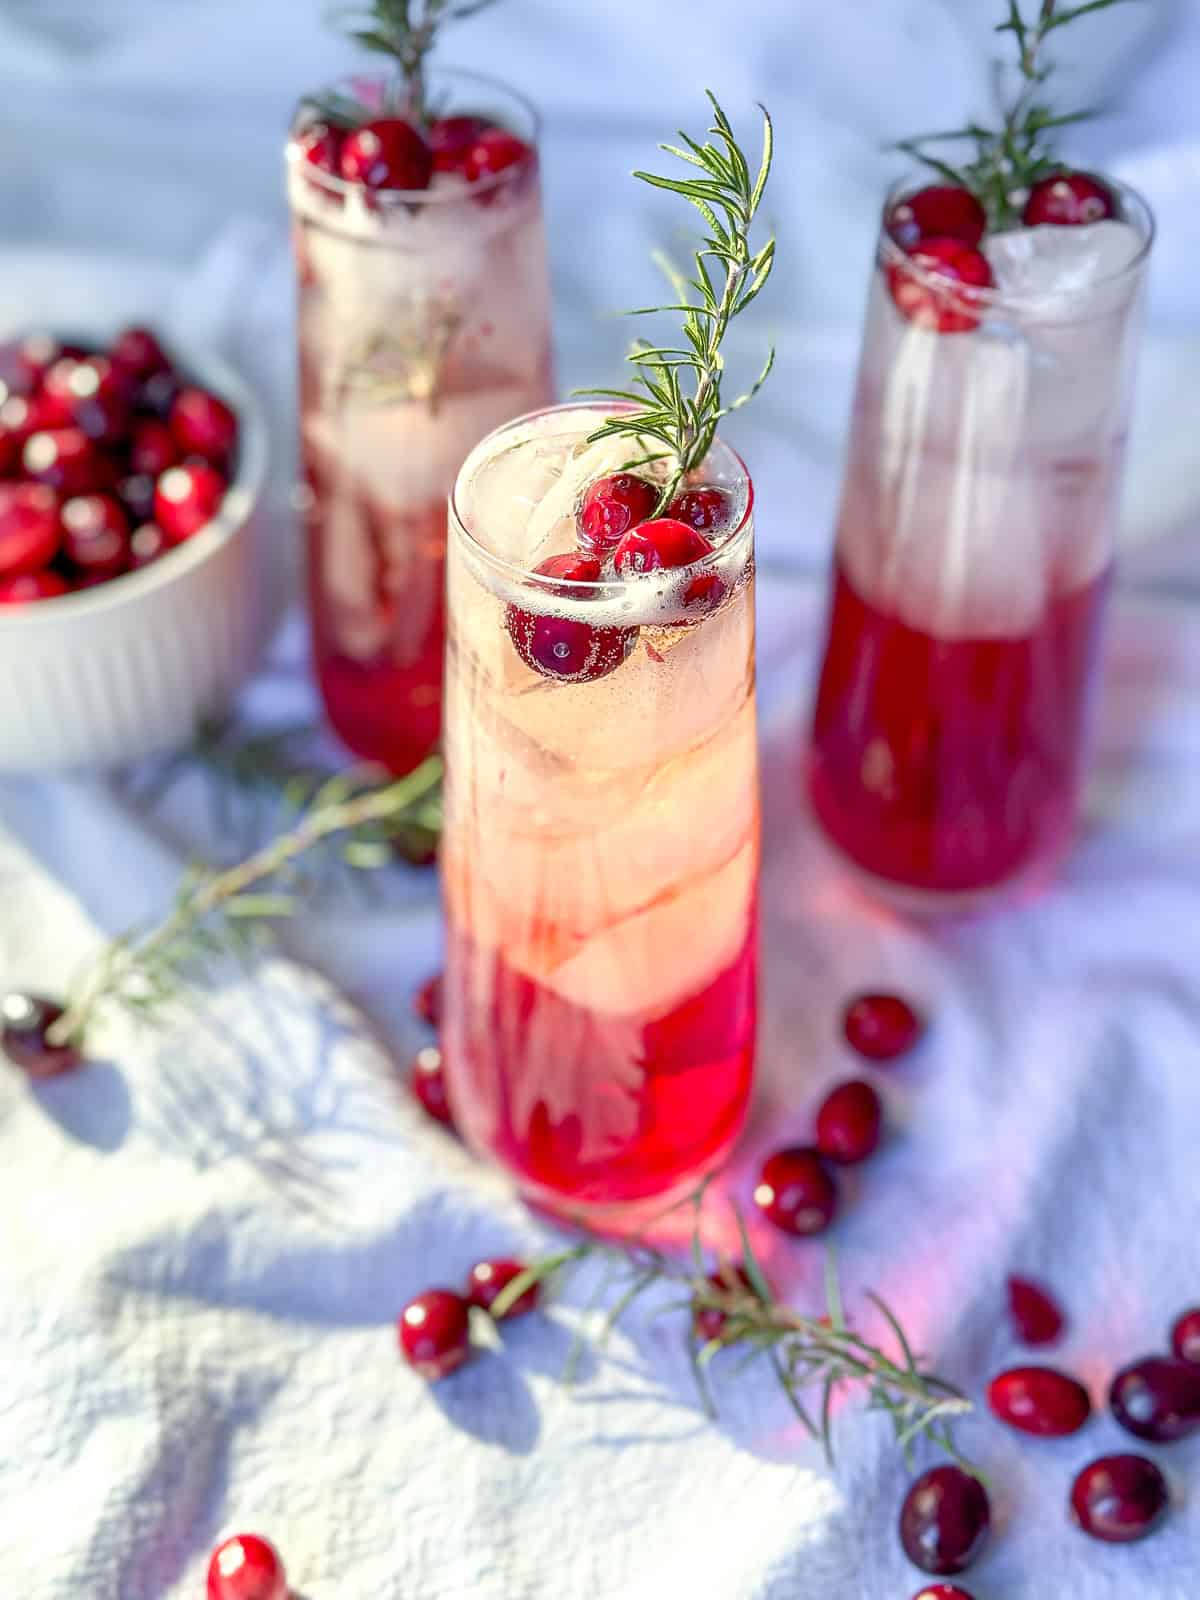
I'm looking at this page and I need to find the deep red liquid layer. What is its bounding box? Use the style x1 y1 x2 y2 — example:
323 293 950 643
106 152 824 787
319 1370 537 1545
443 921 757 1208
809 561 1111 895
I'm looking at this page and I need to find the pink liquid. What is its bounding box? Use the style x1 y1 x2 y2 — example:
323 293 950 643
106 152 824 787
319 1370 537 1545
809 560 1111 896
445 919 756 1208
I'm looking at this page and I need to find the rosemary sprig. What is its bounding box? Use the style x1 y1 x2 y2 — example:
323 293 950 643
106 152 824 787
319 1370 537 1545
582 92 776 511
45 755 443 1051
331 0 503 123
895 0 1135 228
493 1198 972 1467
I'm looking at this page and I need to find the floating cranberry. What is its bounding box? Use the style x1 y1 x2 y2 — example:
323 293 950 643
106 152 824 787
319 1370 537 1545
129 418 179 478
410 1044 455 1128
987 1365 1091 1437
0 483 60 577
1070 1454 1169 1544
129 522 170 570
60 495 130 581
911 1589 975 1600
155 463 226 543
887 185 987 250
1 992 81 1076
842 991 924 1061
398 1289 472 1379
753 1147 837 1236
577 473 659 555
613 517 713 577
428 114 490 173
464 127 531 185
1171 1307 1200 1365
170 387 237 465
340 117 433 192
815 1078 883 1164
296 117 343 177
692 1263 758 1343
1024 171 1117 228
680 569 728 617
1007 1274 1065 1346
667 485 733 533
0 569 69 604
506 551 635 684
110 326 170 383
887 237 993 334
206 1531 287 1600
23 428 109 497
899 1465 991 1576
1110 1357 1200 1443
466 1258 540 1319
413 972 443 1029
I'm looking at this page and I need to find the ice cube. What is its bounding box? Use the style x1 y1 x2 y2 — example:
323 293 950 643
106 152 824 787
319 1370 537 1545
984 221 1144 314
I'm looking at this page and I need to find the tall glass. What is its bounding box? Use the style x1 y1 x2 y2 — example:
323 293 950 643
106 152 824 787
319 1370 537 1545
808 180 1153 907
287 73 554 774
442 404 758 1218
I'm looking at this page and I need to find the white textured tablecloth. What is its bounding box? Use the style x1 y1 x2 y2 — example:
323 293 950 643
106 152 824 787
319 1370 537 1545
2 573 1200 1599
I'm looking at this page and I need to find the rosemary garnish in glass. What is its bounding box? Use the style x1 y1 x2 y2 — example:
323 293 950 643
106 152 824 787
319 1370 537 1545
328 0 503 124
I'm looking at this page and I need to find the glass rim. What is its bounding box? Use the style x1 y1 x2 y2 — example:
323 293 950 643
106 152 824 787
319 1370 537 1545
448 400 755 594
879 172 1156 319
287 66 541 206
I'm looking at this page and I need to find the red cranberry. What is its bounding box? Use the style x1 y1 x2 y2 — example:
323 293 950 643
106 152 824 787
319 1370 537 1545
899 1465 990 1576
129 522 170 570
577 473 660 555
506 552 636 684
1070 1454 1169 1544
428 114 490 173
1109 1357 1200 1443
138 368 181 420
110 326 170 383
911 1590 975 1600
60 495 131 581
206 1532 287 1600
842 992 924 1061
0 483 60 577
296 118 343 177
1 992 81 1076
340 118 433 192
887 238 993 334
613 517 713 577
410 1045 455 1128
464 128 531 185
154 463 226 543
0 394 53 453
1007 1275 1065 1346
466 1258 540 1318
64 356 133 445
129 418 179 477
667 485 732 533
39 356 84 426
0 569 69 604
815 1078 883 1164
1024 171 1117 228
23 428 109 496
1171 1307 1200 1365
680 569 728 616
413 972 443 1029
692 1263 758 1343
17 333 83 389
170 387 237 465
753 1147 837 1236
398 1288 472 1379
887 185 987 250
987 1365 1091 1437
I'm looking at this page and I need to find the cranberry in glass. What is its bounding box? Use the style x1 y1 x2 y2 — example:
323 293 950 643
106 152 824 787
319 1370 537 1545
39 356 84 426
912 1589 975 1600
680 568 728 617
1 993 81 1076
987 1365 1091 1437
899 1465 991 1576
466 1258 540 1318
296 117 343 177
23 427 109 497
667 485 732 533
206 1532 287 1600
464 127 531 184
0 394 53 452
506 552 635 684
170 387 237 465
577 472 659 555
60 494 130 581
613 517 713 577
410 1045 455 1129
398 1288 473 1379
413 972 443 1029
110 326 170 383
886 238 994 335
1109 1356 1200 1443
1007 1274 1065 1346
753 1147 837 1236
66 357 134 446
1024 171 1117 228
428 114 490 173
340 118 433 192
1171 1307 1200 1364
130 522 170 570
129 418 180 478
1070 1454 1169 1544
842 992 924 1061
692 1263 758 1343
887 184 987 250
0 483 60 577
0 569 69 604
17 333 81 388
155 463 226 544
815 1078 883 1164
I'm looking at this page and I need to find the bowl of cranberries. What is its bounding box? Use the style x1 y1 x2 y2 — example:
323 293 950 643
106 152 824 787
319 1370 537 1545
0 325 266 772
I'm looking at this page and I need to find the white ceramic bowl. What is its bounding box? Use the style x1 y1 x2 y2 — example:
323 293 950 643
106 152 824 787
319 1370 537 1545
0 343 268 773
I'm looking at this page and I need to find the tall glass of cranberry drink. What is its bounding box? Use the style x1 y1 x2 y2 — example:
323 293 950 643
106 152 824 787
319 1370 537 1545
442 404 758 1217
808 173 1153 906
287 73 553 774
